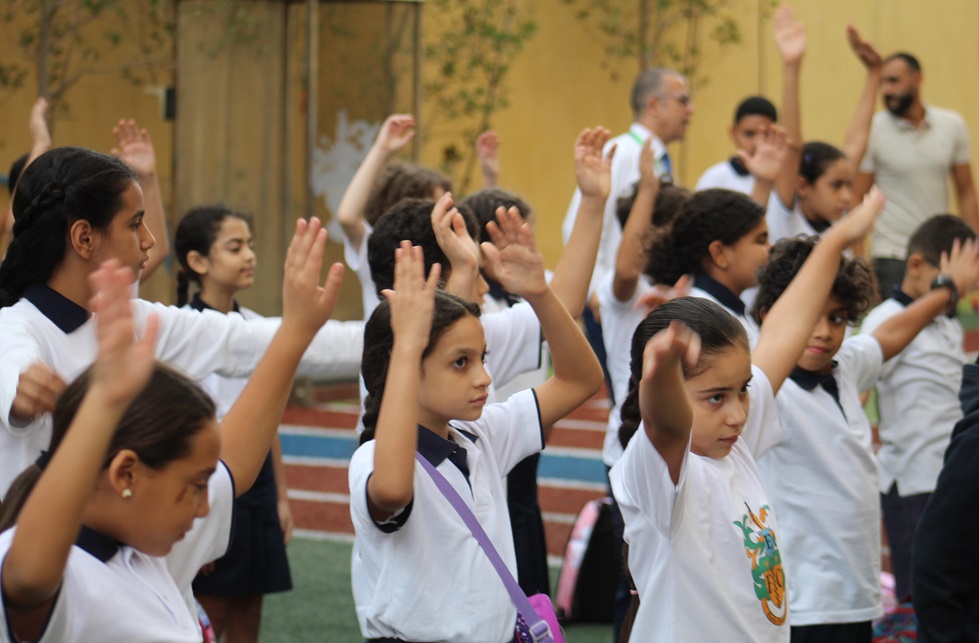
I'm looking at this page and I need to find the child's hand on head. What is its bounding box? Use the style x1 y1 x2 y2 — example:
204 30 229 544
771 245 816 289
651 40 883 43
940 237 979 297
737 125 789 184
481 205 547 299
476 130 501 186
642 321 700 383
383 241 441 352
431 191 480 273
110 119 157 180
773 4 806 65
832 185 885 244
281 217 344 339
376 114 416 156
575 127 615 201
88 259 158 407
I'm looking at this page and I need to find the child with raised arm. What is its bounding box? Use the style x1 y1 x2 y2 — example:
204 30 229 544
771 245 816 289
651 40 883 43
750 223 979 641
0 216 344 642
610 190 885 642
336 113 451 318
350 207 603 641
860 215 978 602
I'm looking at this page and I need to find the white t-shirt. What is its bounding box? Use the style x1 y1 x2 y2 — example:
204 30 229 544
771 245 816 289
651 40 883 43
481 291 550 402
610 365 787 643
766 195 825 246
758 334 884 625
696 158 757 195
341 221 382 320
0 287 364 495
349 390 543 642
0 463 235 643
861 297 966 496
597 272 654 467
562 123 670 298
689 278 760 349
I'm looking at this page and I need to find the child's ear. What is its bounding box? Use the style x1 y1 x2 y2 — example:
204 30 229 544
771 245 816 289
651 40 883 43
707 240 729 270
758 306 769 323
796 175 810 199
69 220 96 260
186 250 209 276
905 253 927 277
105 449 140 498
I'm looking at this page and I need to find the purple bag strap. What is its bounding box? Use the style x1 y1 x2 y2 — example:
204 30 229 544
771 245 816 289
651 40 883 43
414 453 551 641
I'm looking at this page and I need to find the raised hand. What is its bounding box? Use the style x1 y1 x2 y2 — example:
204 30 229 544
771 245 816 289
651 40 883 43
88 260 159 407
281 217 344 339
574 127 615 200
481 205 547 299
384 241 441 351
846 24 882 70
737 125 789 183
28 97 52 152
376 114 416 155
642 321 701 384
830 185 885 245
940 238 979 297
431 192 479 274
110 119 157 179
638 136 659 191
774 4 806 65
476 130 501 187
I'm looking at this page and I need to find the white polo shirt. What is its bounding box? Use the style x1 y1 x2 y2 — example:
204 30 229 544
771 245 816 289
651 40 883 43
610 365 787 643
860 105 972 259
765 195 828 246
349 390 543 642
696 158 757 195
758 334 884 625
0 463 235 643
861 295 966 496
341 221 382 320
689 274 760 349
0 286 364 495
597 272 654 467
562 123 670 298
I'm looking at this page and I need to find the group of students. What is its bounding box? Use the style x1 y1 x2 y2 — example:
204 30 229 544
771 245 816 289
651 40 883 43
0 8 977 643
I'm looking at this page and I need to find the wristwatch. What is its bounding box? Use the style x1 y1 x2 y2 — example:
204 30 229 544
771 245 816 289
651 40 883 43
930 274 959 310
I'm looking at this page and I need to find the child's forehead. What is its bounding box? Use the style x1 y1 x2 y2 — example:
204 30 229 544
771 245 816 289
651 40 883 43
428 315 485 353
688 345 751 387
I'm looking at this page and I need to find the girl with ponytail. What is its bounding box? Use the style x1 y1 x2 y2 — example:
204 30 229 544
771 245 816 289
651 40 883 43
0 146 363 497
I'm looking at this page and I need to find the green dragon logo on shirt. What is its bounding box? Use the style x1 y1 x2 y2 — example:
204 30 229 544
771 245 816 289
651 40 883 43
733 503 787 626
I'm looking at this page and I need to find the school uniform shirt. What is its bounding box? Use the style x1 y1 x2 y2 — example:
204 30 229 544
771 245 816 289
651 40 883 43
610 365 787 643
757 334 884 626
341 221 382 320
480 279 551 402
0 463 235 643
0 286 364 495
765 195 829 246
861 292 966 496
689 274 761 348
596 272 655 467
562 123 671 298
349 389 543 642
695 157 757 195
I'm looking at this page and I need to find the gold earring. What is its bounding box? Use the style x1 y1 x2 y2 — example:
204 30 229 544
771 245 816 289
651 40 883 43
121 489 133 499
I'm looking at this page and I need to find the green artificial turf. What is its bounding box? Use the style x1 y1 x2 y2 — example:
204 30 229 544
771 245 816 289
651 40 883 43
259 536 615 642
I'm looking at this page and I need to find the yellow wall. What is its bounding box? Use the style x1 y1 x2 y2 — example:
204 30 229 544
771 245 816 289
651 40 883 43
2 0 978 314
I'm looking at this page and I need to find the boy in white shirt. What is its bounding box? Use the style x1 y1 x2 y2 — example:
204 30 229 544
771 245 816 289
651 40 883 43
860 214 977 600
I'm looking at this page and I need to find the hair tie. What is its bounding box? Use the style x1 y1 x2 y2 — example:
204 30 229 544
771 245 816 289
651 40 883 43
35 449 51 470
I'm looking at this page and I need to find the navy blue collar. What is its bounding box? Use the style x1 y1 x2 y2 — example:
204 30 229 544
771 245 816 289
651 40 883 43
728 155 750 177
693 273 746 316
23 285 90 334
891 285 915 308
189 292 240 314
417 425 477 481
486 280 520 308
76 525 120 563
789 364 845 417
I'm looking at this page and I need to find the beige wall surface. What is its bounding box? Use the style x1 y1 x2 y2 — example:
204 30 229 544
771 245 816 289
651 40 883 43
1 0 977 316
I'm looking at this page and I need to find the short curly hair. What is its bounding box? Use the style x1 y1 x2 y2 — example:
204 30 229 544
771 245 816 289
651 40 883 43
752 236 877 325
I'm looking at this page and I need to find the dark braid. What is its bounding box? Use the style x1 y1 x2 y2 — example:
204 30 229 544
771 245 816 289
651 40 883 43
0 147 136 308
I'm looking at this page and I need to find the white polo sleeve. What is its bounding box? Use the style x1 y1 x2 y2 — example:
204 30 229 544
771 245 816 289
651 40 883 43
741 364 783 460
952 112 972 166
166 461 236 592
837 334 884 393
464 388 543 476
0 316 44 434
481 304 541 391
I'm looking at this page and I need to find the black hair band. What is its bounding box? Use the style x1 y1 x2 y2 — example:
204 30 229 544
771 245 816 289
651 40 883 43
35 449 51 470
